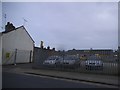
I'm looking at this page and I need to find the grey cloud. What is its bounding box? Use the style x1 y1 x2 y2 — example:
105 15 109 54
2 2 118 50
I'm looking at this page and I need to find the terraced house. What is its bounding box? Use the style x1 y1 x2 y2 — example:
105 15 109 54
66 49 115 62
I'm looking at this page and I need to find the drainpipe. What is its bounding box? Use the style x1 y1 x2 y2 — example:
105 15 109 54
14 49 17 65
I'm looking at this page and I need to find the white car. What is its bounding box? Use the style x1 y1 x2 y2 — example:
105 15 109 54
43 56 63 65
85 60 103 67
85 60 103 70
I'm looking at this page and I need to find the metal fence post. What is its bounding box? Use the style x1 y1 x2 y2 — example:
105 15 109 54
14 49 17 65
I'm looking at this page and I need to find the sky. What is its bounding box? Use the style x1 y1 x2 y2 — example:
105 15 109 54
1 2 118 50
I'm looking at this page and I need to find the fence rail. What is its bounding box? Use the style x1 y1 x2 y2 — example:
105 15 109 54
33 61 118 76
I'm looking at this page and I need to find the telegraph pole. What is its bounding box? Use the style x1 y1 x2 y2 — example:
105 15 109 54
4 14 6 26
1 13 7 30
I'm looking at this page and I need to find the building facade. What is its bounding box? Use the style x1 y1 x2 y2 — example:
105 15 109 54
2 22 34 65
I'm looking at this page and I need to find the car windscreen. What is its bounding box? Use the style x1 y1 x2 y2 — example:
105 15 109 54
86 60 102 63
88 55 101 60
47 56 62 60
64 56 78 60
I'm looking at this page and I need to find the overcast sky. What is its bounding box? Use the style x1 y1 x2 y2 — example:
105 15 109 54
2 2 118 50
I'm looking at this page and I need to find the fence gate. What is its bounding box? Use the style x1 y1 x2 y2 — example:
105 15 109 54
2 49 32 65
15 49 31 64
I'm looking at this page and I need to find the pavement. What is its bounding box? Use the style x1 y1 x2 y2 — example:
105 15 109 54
2 63 119 88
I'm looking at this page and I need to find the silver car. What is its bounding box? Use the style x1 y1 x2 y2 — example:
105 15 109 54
43 56 63 65
62 55 80 67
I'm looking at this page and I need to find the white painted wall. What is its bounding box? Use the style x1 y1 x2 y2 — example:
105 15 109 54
2 26 34 64
0 33 2 65
118 3 120 62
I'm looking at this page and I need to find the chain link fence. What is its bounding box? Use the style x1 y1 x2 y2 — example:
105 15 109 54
33 47 118 76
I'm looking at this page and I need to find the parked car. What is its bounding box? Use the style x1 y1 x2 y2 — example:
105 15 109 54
43 56 63 65
85 58 103 70
85 55 103 70
62 55 80 68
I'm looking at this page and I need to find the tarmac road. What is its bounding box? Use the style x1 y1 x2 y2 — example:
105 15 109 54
2 72 113 88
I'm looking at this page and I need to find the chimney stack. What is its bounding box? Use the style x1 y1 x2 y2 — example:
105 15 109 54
40 41 44 49
5 22 15 32
47 46 50 50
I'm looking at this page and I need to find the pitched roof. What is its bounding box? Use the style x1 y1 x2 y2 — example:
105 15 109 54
2 25 34 43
